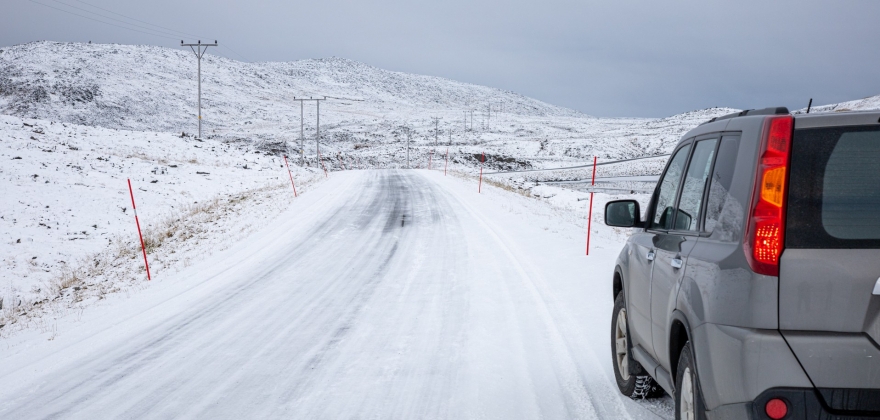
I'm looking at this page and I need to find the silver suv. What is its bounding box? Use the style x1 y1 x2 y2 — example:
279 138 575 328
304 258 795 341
605 108 880 420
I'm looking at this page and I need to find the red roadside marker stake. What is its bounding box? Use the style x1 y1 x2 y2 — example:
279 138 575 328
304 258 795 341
337 154 346 170
127 179 151 281
478 151 484 193
318 151 328 177
586 156 597 256
283 155 298 197
444 148 448 176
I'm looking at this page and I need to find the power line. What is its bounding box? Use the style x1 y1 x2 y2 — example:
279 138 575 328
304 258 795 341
69 0 250 62
31 0 249 62
72 0 206 39
483 154 670 175
219 45 249 62
29 0 179 41
48 0 190 40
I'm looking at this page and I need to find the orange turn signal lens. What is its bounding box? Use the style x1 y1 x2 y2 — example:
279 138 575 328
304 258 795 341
761 167 786 207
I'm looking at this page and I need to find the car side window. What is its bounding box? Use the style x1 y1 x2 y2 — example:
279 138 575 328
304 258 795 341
651 144 691 229
704 135 742 238
675 138 718 231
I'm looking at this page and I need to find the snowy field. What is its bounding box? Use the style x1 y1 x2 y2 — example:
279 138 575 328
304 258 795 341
0 114 325 332
2 40 879 418
0 170 673 419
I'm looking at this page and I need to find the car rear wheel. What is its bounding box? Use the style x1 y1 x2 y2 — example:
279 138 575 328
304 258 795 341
675 342 706 420
611 291 663 399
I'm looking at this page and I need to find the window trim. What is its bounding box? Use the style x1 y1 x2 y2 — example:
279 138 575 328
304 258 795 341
646 139 694 234
646 131 743 236
668 136 718 235
699 133 741 237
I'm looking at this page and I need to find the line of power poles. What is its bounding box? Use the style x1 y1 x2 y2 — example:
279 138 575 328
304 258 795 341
291 96 364 167
432 117 441 147
178 41 365 173
292 97 325 166
461 101 503 133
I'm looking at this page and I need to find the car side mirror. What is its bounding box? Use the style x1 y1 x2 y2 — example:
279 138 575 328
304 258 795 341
605 200 643 228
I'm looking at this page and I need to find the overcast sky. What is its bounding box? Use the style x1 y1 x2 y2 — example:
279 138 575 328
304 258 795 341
3 0 879 117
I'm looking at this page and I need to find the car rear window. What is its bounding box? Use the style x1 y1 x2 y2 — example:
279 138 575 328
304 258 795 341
787 125 880 248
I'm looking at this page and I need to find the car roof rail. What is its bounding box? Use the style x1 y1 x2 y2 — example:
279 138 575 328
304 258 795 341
701 107 790 125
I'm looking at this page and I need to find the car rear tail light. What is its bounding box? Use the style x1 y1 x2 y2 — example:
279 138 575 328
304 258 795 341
765 398 788 419
744 115 793 276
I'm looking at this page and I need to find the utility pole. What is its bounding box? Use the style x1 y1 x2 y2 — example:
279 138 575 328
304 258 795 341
406 128 411 169
181 40 217 139
293 96 326 167
292 95 363 170
487 103 491 130
432 117 441 147
291 99 305 165
316 98 322 161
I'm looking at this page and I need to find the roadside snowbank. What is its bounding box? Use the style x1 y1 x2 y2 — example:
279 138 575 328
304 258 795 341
0 114 325 336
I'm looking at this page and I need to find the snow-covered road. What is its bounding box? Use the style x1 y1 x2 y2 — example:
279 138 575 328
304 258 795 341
0 170 670 419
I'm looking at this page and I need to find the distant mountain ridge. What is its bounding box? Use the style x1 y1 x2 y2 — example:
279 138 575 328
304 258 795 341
796 94 880 114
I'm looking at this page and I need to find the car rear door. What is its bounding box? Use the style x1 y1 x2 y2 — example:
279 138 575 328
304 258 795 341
781 121 880 391
650 136 718 367
633 141 692 361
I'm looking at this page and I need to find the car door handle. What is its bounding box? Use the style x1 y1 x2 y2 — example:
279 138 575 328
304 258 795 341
671 257 683 269
646 250 655 261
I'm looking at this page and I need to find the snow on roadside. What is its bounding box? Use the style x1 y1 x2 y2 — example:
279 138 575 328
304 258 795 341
436 170 673 419
0 114 325 336
450 169 651 246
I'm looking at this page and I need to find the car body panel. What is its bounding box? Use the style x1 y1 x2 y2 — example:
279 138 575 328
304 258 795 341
625 232 657 353
692 323 811 410
779 249 880 337
650 233 698 366
781 331 880 388
680 239 778 330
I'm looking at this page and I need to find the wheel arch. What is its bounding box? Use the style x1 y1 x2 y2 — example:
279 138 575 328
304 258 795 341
613 266 623 301
668 310 692 382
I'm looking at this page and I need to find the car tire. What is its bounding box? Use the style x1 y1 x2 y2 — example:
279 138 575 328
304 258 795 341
675 342 707 420
611 291 663 399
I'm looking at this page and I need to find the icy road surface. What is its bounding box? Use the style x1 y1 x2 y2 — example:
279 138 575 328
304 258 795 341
0 170 670 419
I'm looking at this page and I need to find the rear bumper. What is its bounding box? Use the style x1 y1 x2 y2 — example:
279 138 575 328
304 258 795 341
781 331 880 389
709 388 880 419
746 387 880 419
692 323 813 410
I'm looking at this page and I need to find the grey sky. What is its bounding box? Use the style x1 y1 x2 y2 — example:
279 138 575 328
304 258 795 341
3 0 879 117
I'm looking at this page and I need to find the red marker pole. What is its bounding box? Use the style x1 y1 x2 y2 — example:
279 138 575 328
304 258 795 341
444 148 448 176
318 151 328 177
586 156 597 256
283 155 298 197
127 179 151 280
478 151 484 193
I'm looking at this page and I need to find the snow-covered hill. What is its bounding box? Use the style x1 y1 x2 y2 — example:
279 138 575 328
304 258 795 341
0 41 741 173
795 94 880 114
0 41 578 134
